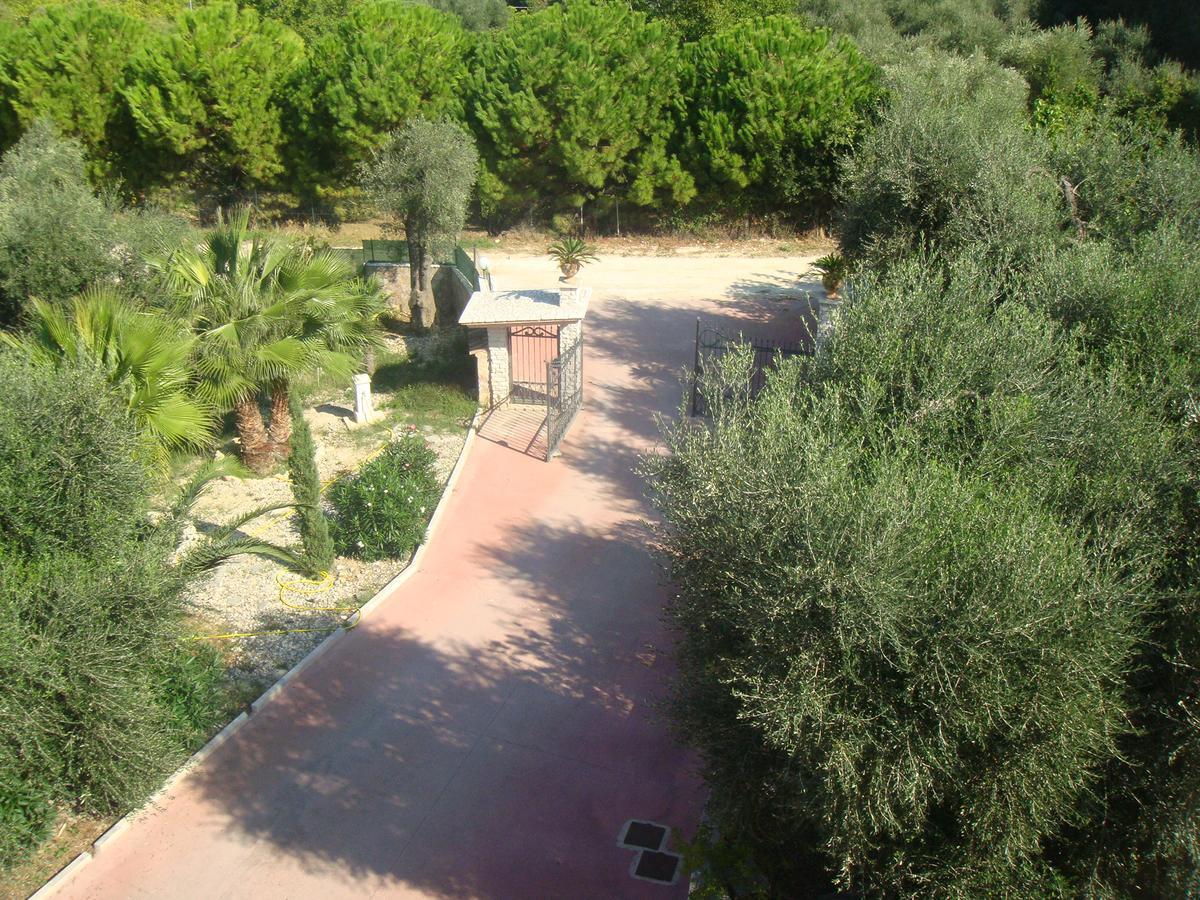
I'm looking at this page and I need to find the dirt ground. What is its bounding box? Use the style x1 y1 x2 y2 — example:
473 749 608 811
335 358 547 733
277 217 836 259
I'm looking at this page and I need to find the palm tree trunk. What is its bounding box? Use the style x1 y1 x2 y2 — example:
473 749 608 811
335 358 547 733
267 381 292 458
233 395 274 474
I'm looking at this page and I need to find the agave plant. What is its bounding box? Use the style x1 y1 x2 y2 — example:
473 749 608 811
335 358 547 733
0 287 213 471
548 237 598 280
155 209 385 472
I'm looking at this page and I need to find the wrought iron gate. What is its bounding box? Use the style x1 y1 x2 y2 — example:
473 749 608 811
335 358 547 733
508 324 559 404
546 330 583 458
690 318 813 416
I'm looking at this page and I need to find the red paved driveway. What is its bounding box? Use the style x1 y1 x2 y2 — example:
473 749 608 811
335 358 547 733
55 255 816 899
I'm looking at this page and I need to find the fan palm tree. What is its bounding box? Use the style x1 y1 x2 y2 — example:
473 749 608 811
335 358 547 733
268 249 387 451
0 288 213 470
156 210 384 472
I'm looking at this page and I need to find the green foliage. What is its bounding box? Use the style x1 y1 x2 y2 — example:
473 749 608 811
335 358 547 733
1042 107 1200 243
291 1 468 190
0 355 225 864
1036 0 1200 71
0 756 53 867
467 0 694 219
809 252 848 291
683 17 880 219
360 118 478 327
287 395 335 575
243 0 362 41
329 434 440 560
547 236 597 270
1 288 213 470
838 52 1058 269
1001 19 1101 108
0 120 117 324
420 0 509 32
0 2 147 179
884 0 1028 56
646 251 1178 894
156 209 384 468
122 1 305 193
633 0 792 41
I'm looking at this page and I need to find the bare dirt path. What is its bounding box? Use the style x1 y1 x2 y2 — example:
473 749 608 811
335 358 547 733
53 254 820 899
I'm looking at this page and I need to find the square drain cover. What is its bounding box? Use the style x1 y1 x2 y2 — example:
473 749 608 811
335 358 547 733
621 821 667 851
633 850 681 884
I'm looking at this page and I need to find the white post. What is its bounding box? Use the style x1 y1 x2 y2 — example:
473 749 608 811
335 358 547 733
352 373 375 424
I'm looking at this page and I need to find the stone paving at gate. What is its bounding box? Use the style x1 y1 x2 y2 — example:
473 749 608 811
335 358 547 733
51 253 820 900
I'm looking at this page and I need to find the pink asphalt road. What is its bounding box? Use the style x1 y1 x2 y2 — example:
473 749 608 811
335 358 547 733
56 255 817 899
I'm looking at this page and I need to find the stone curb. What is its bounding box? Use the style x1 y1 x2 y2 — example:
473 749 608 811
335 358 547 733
27 851 92 900
29 410 481 899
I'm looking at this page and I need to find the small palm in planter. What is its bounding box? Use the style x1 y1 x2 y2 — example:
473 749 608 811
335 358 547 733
810 253 849 299
548 237 597 281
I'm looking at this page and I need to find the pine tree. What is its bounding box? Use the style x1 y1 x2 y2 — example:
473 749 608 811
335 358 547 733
467 0 695 220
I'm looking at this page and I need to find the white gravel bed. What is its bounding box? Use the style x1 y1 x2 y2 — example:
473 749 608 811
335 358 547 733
182 419 467 687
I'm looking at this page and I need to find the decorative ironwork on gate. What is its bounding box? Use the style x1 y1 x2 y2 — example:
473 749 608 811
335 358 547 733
509 324 559 404
546 332 583 458
690 318 813 416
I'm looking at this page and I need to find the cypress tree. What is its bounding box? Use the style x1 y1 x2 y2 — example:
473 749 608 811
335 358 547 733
287 396 335 576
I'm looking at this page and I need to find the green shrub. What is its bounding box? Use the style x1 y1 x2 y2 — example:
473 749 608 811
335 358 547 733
1042 107 1200 243
0 121 116 325
646 247 1190 895
838 51 1059 271
329 434 440 560
0 355 225 863
0 754 53 868
1001 20 1101 109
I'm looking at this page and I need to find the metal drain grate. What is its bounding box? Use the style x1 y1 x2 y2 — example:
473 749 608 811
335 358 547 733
632 850 681 885
620 820 667 851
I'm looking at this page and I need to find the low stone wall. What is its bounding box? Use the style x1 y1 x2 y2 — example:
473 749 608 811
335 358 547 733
432 265 474 321
365 261 473 325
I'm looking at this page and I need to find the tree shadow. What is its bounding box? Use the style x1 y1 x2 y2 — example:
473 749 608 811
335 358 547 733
554 282 816 486
187 520 702 898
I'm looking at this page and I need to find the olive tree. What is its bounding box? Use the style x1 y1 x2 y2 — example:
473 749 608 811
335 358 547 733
644 253 1170 895
359 118 478 329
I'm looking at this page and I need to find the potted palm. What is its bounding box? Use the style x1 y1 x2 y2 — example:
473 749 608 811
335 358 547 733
810 253 849 299
548 237 597 281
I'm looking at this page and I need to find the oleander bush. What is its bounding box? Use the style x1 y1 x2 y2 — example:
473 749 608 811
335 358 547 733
329 434 440 560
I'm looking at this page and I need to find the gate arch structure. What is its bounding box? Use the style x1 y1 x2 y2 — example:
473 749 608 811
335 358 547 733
459 286 590 460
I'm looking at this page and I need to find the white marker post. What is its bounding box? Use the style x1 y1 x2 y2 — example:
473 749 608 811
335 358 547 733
352 373 375 424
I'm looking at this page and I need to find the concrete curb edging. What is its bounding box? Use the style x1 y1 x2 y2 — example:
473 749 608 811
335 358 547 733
29 410 481 899
27 851 92 900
